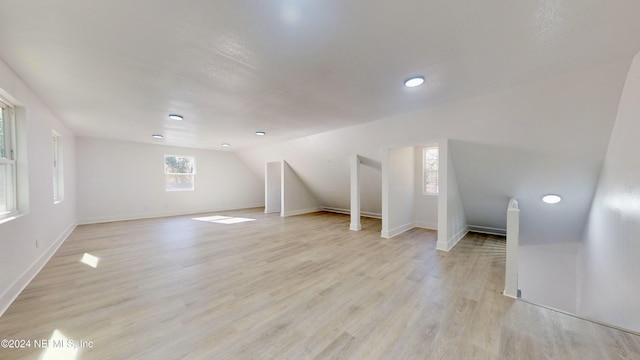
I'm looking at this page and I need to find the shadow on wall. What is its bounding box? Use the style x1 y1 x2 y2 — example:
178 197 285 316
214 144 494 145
448 139 601 245
448 140 604 316
358 156 382 216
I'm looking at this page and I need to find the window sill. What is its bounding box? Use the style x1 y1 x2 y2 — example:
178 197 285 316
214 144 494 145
0 212 24 225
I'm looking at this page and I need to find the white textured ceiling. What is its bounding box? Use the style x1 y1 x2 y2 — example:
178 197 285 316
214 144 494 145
0 1 640 150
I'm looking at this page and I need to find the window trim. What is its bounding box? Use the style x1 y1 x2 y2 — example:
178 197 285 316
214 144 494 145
164 154 196 192
0 97 18 219
52 131 63 203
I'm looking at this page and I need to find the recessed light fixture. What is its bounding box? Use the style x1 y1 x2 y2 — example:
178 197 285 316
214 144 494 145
542 194 562 204
168 114 184 121
221 143 230 147
404 76 425 88
255 131 266 136
152 134 164 139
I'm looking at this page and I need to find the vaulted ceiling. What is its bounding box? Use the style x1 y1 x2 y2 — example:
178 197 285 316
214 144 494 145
1 0 639 151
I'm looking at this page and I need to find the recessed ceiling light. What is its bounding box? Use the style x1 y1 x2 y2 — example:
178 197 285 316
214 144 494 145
255 131 266 136
152 134 164 139
168 114 183 121
404 76 425 88
221 143 230 147
542 194 562 204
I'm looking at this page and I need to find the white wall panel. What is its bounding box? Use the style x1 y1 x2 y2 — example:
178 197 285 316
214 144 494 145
76 137 263 224
0 58 76 315
579 51 640 333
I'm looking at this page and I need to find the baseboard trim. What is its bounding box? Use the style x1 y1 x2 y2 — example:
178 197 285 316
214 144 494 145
281 207 322 217
467 225 506 236
437 227 468 252
381 222 415 239
414 221 438 230
78 203 265 225
321 207 382 219
518 298 640 337
0 223 76 317
264 207 281 214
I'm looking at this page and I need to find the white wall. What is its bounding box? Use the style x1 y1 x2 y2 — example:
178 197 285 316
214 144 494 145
237 59 628 250
520 242 579 313
76 137 263 224
357 156 382 217
381 146 415 238
265 161 282 213
414 146 438 230
578 51 640 333
281 160 320 217
437 139 468 251
0 58 76 315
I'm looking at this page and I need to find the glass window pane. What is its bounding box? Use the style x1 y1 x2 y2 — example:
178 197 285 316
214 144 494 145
425 172 438 193
165 174 195 191
164 155 195 174
425 183 438 194
0 107 5 159
425 159 438 171
0 164 6 213
0 163 14 214
423 145 439 195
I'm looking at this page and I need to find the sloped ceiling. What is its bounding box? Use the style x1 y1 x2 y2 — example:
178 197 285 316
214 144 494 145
0 1 639 150
237 59 630 245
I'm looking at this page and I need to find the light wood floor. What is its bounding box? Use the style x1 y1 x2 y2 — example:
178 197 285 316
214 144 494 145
1 209 639 359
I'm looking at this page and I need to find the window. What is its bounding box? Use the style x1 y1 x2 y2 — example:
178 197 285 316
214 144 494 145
164 155 195 191
52 132 63 202
423 145 439 195
0 97 17 218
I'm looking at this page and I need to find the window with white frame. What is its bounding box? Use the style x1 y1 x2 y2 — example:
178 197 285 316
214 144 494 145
164 155 195 191
52 132 63 202
423 145 439 195
0 97 17 218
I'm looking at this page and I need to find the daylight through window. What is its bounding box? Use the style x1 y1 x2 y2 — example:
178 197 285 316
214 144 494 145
164 155 196 191
423 145 439 195
0 97 17 218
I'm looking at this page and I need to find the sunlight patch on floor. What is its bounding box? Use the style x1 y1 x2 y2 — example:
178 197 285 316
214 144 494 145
80 253 99 268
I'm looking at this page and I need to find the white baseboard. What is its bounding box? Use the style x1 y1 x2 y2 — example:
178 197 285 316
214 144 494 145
281 207 322 217
0 223 76 317
350 223 362 231
78 203 265 225
381 222 415 239
321 207 382 219
264 207 281 214
414 220 438 230
467 225 506 236
437 226 468 252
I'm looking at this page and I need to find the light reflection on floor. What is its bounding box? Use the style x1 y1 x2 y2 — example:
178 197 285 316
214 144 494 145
192 215 256 224
39 329 78 360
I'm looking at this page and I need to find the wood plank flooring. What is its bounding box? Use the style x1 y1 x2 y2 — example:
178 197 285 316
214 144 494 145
0 209 639 359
